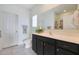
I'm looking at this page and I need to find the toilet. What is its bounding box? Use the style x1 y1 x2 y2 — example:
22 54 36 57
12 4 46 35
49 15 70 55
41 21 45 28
24 39 32 48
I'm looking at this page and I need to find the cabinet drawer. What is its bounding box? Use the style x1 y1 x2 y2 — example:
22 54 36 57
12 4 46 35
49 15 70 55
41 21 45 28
57 40 79 53
56 48 75 55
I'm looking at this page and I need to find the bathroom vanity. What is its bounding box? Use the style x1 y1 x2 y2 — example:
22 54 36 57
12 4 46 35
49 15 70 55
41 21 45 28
32 30 79 55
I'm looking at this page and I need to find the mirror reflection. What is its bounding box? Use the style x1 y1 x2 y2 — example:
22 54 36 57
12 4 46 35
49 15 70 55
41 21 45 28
37 4 79 30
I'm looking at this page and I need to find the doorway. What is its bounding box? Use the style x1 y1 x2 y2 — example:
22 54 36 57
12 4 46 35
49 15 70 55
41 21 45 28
0 11 18 49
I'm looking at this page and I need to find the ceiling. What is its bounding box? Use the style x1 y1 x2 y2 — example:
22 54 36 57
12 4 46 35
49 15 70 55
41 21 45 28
0 4 37 10
53 4 77 15
15 4 37 10
18 4 77 12
15 4 77 14
0 4 77 12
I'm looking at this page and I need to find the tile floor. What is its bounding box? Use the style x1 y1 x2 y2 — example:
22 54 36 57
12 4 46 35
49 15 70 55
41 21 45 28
0 45 36 55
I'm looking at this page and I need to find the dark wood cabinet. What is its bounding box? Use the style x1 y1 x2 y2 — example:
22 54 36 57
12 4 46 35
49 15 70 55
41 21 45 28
44 42 55 55
32 34 44 55
32 34 37 53
56 48 74 55
56 40 79 54
36 39 43 55
32 34 79 55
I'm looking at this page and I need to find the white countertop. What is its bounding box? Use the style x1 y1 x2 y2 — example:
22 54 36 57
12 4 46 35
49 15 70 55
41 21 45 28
33 30 79 44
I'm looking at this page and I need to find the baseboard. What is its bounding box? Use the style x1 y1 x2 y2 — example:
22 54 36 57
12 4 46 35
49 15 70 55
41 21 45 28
2 43 18 49
0 42 24 50
3 45 18 49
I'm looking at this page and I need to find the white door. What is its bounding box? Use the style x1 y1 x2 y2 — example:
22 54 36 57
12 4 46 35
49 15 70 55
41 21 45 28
0 13 4 49
0 11 18 49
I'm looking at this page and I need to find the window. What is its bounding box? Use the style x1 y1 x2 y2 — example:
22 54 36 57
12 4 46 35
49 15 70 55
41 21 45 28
32 15 37 27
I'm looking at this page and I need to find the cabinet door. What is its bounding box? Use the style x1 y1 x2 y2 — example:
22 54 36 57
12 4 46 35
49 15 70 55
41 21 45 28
37 39 43 55
44 42 55 55
0 14 4 49
32 35 37 53
57 40 79 54
56 48 75 55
